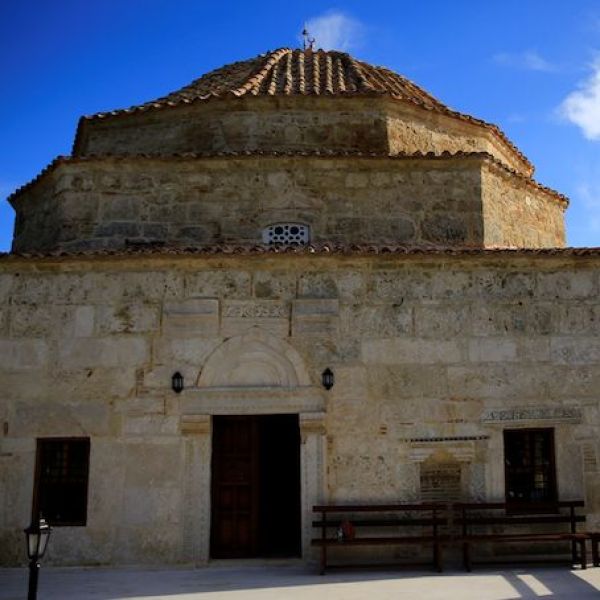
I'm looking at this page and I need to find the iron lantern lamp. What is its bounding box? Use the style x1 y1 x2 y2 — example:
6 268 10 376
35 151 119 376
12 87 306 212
24 517 51 600
322 368 334 390
172 371 184 394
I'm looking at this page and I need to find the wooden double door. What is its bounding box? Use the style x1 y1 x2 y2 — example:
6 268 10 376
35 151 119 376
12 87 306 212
210 414 301 558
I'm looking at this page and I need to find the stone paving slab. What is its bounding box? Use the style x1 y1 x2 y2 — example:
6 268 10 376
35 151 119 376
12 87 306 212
1 565 600 600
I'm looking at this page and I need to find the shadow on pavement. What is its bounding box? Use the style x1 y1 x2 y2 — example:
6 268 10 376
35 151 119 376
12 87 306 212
1 564 599 599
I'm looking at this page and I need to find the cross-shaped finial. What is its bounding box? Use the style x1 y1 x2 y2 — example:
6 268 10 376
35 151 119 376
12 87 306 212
302 25 316 51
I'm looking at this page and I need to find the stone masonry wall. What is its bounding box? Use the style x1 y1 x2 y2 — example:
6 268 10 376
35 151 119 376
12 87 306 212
78 97 390 157
11 155 486 252
0 253 599 566
385 101 530 176
77 96 531 176
482 165 566 247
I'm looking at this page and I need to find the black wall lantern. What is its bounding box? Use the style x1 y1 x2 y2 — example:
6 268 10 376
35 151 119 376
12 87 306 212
171 371 184 394
24 517 51 600
322 368 334 390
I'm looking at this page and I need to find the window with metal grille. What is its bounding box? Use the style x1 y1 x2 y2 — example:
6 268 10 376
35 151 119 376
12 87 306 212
262 223 310 245
504 428 557 512
33 438 90 526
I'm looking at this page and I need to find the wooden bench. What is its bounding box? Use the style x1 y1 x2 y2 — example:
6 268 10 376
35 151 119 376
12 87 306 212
455 500 588 571
587 532 600 567
311 503 447 574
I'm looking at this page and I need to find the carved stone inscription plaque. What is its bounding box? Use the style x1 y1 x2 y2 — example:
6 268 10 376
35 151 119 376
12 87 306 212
482 406 582 424
221 300 289 337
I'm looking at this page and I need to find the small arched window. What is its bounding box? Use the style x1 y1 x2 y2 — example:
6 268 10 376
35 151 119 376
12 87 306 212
262 223 310 245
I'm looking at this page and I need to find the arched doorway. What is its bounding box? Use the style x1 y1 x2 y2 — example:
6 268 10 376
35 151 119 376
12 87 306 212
181 329 325 563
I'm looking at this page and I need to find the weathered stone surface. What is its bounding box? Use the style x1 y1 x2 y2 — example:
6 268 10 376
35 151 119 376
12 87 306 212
162 299 219 337
422 214 469 244
96 304 160 334
1 247 598 567
0 339 48 370
482 167 566 248
58 337 150 368
362 338 463 364
10 153 563 252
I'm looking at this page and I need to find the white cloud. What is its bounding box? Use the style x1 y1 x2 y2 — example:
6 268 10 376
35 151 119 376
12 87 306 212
302 11 364 52
493 50 556 72
559 57 600 141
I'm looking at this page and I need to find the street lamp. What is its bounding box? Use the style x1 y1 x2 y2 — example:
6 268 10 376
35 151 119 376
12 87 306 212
24 517 52 600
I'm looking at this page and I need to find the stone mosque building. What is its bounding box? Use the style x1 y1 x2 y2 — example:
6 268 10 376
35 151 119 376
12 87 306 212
1 47 599 566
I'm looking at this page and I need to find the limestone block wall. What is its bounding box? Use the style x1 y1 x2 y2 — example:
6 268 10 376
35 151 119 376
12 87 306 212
385 101 530 176
11 155 486 252
482 165 566 247
0 252 599 566
76 97 530 178
77 98 390 156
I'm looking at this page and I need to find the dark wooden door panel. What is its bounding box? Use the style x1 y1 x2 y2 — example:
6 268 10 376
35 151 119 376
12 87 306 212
210 414 301 558
211 416 259 558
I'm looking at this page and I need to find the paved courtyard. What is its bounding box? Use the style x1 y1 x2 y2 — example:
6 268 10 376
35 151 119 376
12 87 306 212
1 564 599 600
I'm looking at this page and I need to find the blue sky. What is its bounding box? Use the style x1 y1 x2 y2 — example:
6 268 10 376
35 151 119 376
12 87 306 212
1 0 599 250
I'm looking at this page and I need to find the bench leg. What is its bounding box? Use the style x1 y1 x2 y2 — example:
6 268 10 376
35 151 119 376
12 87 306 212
593 537 599 568
463 542 472 572
320 544 326 576
435 542 443 573
572 539 577 566
579 539 587 570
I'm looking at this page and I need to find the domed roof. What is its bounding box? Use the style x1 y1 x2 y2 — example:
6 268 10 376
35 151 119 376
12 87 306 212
80 48 532 175
139 47 448 108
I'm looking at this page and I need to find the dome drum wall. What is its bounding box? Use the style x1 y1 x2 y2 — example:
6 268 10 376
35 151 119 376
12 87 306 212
10 155 565 253
482 167 565 247
76 96 530 177
9 48 566 253
384 101 530 177
76 97 391 157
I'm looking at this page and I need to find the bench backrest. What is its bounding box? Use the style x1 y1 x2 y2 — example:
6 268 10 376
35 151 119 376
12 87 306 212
312 503 448 536
454 500 585 536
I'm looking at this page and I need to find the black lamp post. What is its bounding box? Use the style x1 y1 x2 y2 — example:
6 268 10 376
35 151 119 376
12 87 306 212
24 517 51 600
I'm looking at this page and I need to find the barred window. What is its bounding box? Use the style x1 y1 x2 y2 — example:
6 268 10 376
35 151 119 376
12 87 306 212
33 438 90 526
504 429 557 512
262 223 310 245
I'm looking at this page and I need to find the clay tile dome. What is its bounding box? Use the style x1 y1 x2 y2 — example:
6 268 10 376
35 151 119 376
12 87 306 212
9 47 568 254
139 47 449 106
73 48 532 177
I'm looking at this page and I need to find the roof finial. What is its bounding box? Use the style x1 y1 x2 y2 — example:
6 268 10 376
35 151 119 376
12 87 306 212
302 25 316 51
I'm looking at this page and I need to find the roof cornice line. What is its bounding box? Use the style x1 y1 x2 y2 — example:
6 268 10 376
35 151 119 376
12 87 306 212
2 243 600 262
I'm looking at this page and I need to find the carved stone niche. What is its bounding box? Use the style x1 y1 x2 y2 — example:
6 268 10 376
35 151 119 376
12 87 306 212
419 451 463 503
406 440 485 503
179 328 325 416
197 327 311 389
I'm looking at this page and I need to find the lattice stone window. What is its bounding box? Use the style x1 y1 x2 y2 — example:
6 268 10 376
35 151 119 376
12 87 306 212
262 223 310 245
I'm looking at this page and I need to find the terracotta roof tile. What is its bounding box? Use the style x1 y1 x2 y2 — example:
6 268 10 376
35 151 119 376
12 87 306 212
128 48 447 106
75 48 533 175
2 243 599 262
6 150 568 208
